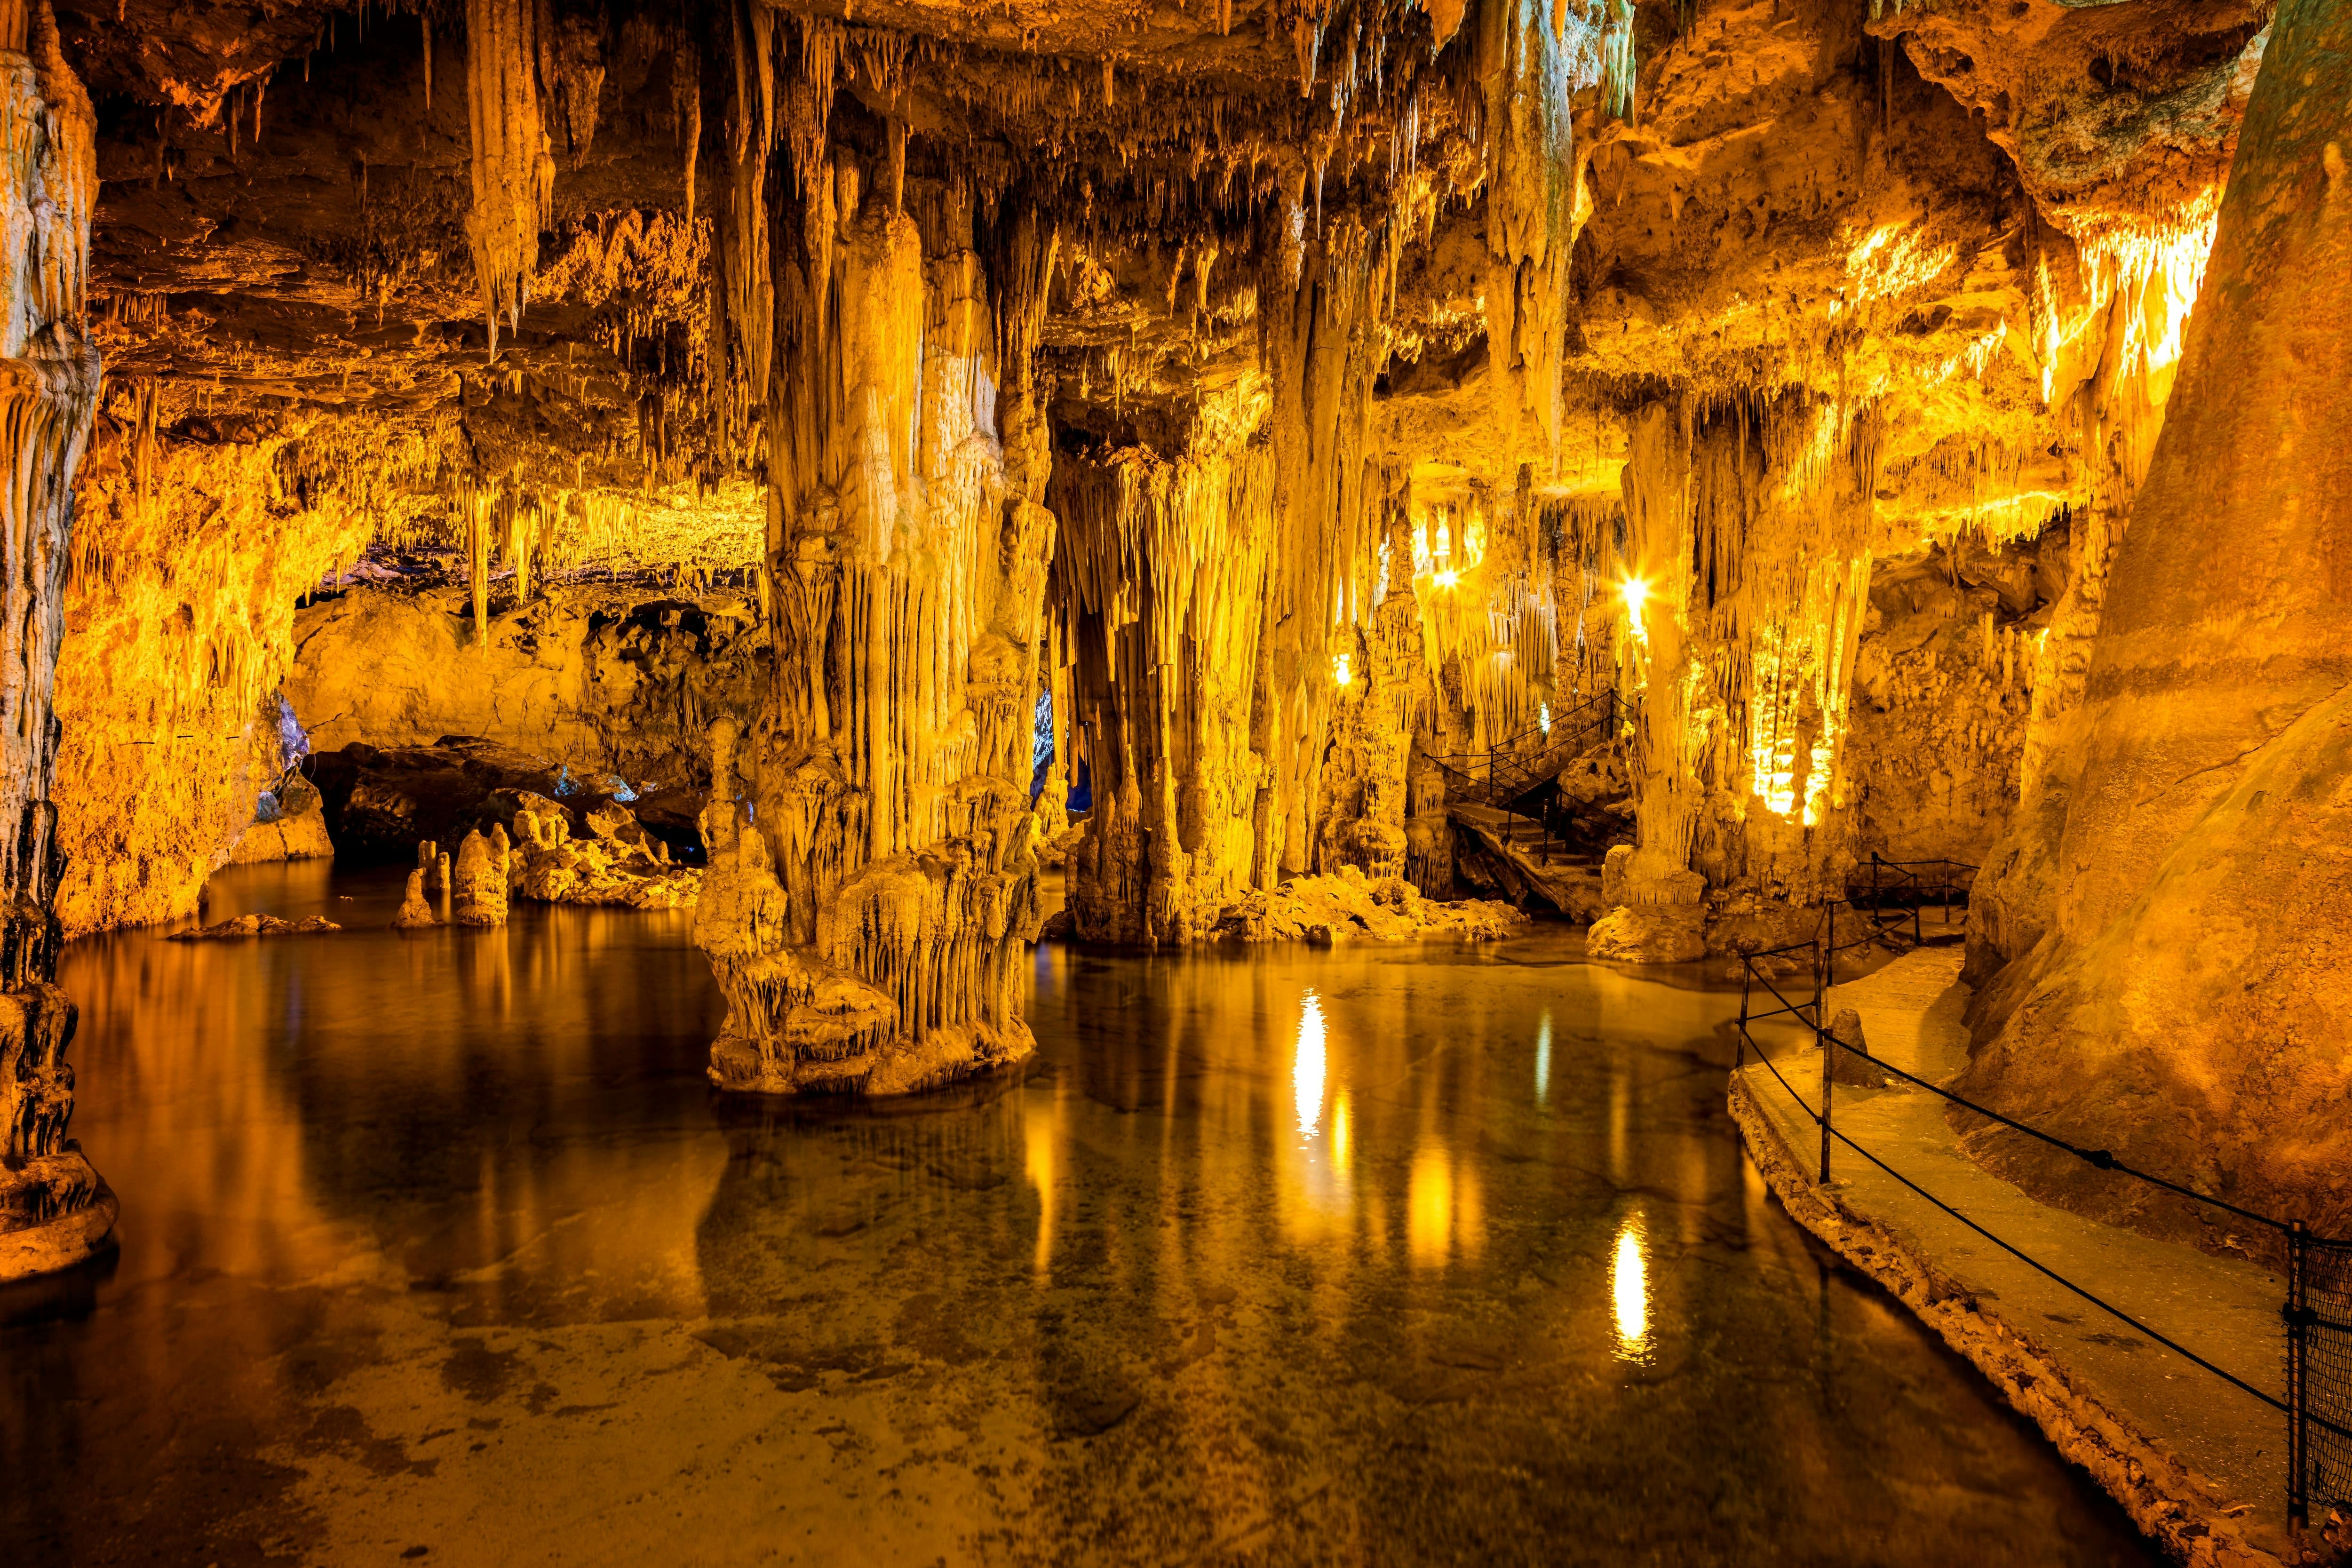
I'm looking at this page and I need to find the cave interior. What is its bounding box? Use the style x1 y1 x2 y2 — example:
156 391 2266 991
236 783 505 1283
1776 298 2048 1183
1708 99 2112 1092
1 0 2348 1558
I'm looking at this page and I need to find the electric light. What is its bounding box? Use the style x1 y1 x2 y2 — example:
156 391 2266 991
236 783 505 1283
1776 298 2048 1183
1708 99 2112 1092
1435 568 1459 589
1619 576 1649 638
1332 652 1352 687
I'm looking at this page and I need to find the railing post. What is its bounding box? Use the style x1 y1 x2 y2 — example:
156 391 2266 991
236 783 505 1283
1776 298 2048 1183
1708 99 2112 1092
1735 957 1748 1070
2288 1218 2311 1531
1817 908 1833 1185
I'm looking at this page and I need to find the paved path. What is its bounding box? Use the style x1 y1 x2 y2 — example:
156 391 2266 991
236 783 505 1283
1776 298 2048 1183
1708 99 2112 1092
1734 947 2296 1564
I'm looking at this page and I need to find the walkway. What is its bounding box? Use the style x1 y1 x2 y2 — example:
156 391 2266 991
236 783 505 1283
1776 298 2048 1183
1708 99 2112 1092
1446 803 1605 919
1732 948 2297 1567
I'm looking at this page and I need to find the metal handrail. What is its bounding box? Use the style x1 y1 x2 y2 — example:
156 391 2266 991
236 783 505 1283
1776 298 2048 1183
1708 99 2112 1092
1427 689 1632 807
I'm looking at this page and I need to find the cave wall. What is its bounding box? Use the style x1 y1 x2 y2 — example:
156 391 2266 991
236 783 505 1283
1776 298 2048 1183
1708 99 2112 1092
1843 536 2053 870
52 417 370 935
1956 0 2352 1247
287 579 770 790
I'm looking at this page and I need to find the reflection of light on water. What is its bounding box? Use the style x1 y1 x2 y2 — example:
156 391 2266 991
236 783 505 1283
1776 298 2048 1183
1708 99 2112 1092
1025 1089 1058 1277
1613 1213 1652 1364
1332 1092 1351 1168
1410 1147 1453 1267
1295 988 1327 1138
1534 1011 1552 1107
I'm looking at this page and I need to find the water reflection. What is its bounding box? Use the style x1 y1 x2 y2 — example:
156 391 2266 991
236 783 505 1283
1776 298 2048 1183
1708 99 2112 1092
1535 1009 1553 1106
0 872 2163 1567
1613 1211 1653 1365
1294 987 1327 1138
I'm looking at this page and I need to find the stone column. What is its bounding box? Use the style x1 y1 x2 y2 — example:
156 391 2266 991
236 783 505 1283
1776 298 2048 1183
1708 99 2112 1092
0 0 109 1283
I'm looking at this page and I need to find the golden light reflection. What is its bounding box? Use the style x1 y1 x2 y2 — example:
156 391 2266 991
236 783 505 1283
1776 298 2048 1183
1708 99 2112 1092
1332 1091 1351 1168
1025 1085 1060 1276
1409 1146 1453 1268
1612 1212 1653 1364
1295 988 1328 1138
1434 568 1459 589
1331 652 1352 688
1534 1011 1552 1107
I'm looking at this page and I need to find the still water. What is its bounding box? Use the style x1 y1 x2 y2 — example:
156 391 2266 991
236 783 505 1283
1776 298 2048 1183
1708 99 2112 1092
2 862 2155 1566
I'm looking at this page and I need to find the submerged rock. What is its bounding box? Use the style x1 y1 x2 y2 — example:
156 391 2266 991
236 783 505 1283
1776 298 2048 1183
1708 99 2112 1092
169 915 341 940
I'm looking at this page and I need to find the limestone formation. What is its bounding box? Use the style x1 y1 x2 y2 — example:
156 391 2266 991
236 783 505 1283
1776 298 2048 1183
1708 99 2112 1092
168 914 340 939
228 772 336 866
1955 0 2352 1249
451 829 510 926
512 794 699 910
391 868 438 931
0 0 111 1283
1208 868 1523 946
0 0 2320 1261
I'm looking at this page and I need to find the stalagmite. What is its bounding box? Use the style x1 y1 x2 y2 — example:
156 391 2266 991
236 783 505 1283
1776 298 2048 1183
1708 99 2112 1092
452 828 509 925
391 867 437 929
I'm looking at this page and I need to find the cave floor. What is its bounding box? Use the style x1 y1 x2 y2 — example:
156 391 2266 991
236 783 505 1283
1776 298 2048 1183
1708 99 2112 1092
1 863 2161 1567
1737 950 2292 1552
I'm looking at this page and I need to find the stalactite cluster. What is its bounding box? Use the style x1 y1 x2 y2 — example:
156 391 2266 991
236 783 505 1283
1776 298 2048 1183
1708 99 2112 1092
0 0 2292 1145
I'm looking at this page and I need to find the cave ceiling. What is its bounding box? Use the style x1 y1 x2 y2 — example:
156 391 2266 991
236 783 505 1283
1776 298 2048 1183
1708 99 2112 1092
65 0 2271 566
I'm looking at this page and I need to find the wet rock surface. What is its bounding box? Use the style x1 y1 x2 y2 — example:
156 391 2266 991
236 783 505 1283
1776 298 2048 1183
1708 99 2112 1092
1208 867 1526 945
167 913 341 939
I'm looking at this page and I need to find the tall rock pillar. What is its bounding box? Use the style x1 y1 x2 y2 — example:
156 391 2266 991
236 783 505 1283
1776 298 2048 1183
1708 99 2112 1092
1959 0 2352 1243
0 0 108 1282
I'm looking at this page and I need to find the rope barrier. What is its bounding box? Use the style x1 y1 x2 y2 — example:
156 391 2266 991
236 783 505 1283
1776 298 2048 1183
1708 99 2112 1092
1743 1037 2329 1431
1734 902 2347 1528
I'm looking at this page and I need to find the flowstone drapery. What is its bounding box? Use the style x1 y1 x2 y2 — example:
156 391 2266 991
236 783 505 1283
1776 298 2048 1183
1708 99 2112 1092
692 158 1057 1095
0 0 107 1281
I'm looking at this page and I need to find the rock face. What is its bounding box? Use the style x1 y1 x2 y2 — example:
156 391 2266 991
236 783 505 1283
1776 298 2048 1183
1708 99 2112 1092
287 582 770 792
226 772 335 865
54 428 372 936
1844 540 2049 869
1956 0 2352 1247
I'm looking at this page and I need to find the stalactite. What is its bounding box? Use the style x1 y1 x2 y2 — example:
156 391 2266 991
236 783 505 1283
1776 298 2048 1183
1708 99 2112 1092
1051 437 1275 945
462 0 556 359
